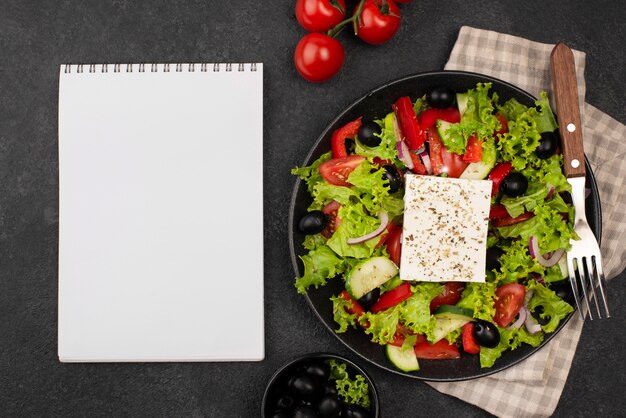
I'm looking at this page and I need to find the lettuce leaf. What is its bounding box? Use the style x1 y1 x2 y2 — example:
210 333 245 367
359 306 401 345
330 293 360 333
401 283 442 336
327 359 371 409
479 326 544 368
500 183 549 218
533 92 559 134
354 116 398 162
526 280 574 333
295 245 344 294
291 151 332 195
327 203 381 259
494 239 544 285
457 282 497 321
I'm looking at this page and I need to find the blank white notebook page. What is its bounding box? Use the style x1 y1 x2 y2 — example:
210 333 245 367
58 63 264 362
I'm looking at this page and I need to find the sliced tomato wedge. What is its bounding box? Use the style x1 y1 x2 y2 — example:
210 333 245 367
494 113 509 137
418 107 460 130
489 204 510 220
339 290 364 317
331 117 362 158
319 155 365 187
371 282 413 313
491 211 535 227
388 323 427 347
462 134 482 163
428 127 468 177
385 224 402 266
376 222 399 248
409 151 427 174
414 339 461 359
488 161 513 195
493 283 526 327
461 323 480 354
429 282 465 313
321 200 341 238
427 127 445 175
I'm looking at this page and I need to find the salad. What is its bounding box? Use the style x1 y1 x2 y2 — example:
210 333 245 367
292 82 577 371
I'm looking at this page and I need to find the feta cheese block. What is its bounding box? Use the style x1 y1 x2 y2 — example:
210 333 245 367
400 174 492 283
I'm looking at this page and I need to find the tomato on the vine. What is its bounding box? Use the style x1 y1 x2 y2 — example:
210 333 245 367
294 33 345 82
355 0 401 45
295 0 347 33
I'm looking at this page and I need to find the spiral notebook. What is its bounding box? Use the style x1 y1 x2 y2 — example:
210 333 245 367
58 63 264 362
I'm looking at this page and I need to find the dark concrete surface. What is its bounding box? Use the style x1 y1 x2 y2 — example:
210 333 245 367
1 1 624 416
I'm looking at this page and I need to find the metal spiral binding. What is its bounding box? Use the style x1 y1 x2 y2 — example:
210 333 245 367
64 63 260 73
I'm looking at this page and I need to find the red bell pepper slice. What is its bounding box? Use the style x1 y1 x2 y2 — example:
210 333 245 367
414 339 461 359
370 282 413 313
339 290 364 317
417 107 461 130
409 152 427 174
392 97 425 151
331 117 362 158
461 323 480 354
462 134 483 163
488 161 513 195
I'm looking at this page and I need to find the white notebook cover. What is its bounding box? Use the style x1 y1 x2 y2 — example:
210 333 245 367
58 63 264 362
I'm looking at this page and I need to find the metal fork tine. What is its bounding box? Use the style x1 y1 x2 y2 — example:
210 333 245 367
583 257 602 319
576 258 593 320
568 257 585 320
592 256 611 318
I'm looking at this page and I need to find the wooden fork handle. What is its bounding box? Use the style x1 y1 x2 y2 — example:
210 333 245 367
550 42 586 178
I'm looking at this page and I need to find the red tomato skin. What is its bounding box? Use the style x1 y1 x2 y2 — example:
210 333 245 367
331 117 362 158
429 282 465 312
339 290 364 316
376 222 399 248
319 155 365 187
388 324 426 347
495 113 509 137
414 339 461 359
491 211 535 227
462 323 480 354
488 162 513 195
321 200 341 238
370 282 412 313
427 127 468 177
355 0 401 45
294 33 345 83
295 0 346 33
462 135 482 163
418 107 461 130
385 224 402 266
493 283 526 327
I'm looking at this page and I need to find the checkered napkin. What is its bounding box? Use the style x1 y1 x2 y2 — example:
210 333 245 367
427 27 626 417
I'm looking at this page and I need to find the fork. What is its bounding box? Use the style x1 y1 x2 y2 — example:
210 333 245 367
550 43 610 320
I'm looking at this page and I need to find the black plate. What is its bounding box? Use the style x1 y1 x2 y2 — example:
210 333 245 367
288 71 602 382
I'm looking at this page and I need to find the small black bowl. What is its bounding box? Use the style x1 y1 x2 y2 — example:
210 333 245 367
262 352 380 418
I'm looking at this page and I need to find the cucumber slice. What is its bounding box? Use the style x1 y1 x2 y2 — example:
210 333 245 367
433 304 475 321
456 92 469 117
385 344 420 372
345 257 399 300
558 256 568 278
432 317 471 343
436 120 455 146
460 139 497 180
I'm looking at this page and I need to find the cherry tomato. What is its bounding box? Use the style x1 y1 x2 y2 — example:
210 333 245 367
355 0 401 45
370 282 413 313
461 323 480 354
414 339 461 359
321 200 342 238
294 33 345 83
385 223 402 266
429 282 465 312
493 283 526 327
295 0 347 32
462 135 482 163
319 155 365 187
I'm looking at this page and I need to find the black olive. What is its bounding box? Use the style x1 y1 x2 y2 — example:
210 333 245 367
275 395 295 410
382 165 403 193
473 320 500 348
530 305 550 326
486 247 505 271
289 374 321 399
551 280 575 306
316 395 344 417
304 361 330 382
499 172 528 197
358 288 381 311
426 86 456 109
342 404 372 418
322 380 338 396
357 120 382 147
560 191 573 205
294 405 318 418
535 131 559 159
299 211 330 235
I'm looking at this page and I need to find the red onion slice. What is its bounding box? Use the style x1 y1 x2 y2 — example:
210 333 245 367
524 313 542 334
392 114 414 170
347 212 389 245
545 184 555 200
529 235 565 267
399 140 414 170
419 150 433 175
507 306 527 330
